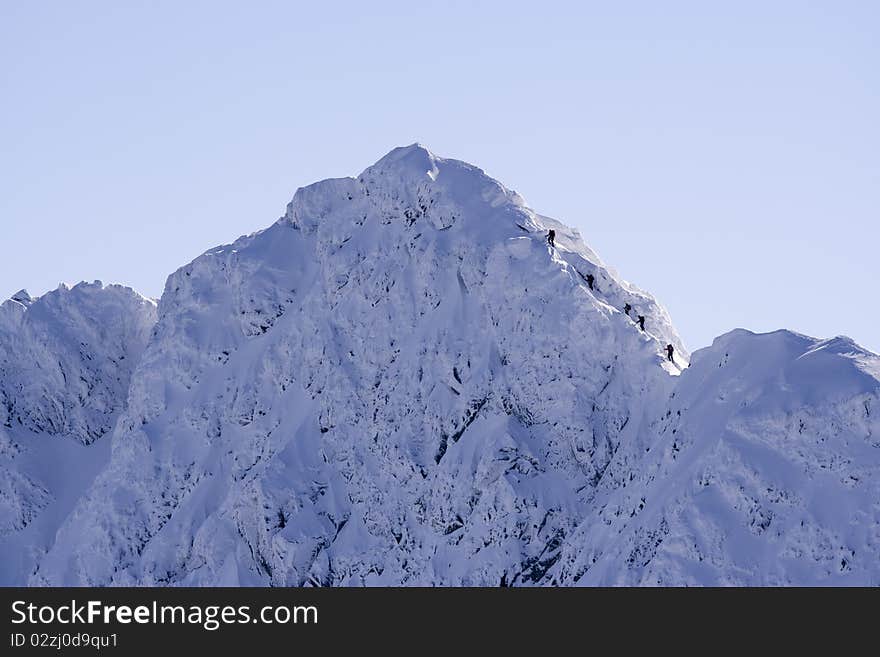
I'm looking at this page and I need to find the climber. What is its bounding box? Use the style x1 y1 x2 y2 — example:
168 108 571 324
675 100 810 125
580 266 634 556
586 273 595 291
547 229 556 247
637 315 645 331
624 303 632 316
666 344 674 362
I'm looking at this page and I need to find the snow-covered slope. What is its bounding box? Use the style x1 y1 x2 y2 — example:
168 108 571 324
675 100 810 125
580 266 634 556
6 145 878 586
0 282 156 583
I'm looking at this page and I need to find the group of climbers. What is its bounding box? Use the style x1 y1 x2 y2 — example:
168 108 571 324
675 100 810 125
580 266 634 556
621 300 645 331
547 230 677 367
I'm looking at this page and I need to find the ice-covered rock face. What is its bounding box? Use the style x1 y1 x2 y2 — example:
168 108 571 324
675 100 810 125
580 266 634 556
0 282 157 583
33 145 686 585
556 329 880 585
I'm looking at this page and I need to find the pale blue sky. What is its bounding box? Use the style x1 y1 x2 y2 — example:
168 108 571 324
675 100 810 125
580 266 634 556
2 1 878 352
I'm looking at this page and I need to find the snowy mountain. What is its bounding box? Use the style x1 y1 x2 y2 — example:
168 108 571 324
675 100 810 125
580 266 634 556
3 145 878 586
0 282 156 583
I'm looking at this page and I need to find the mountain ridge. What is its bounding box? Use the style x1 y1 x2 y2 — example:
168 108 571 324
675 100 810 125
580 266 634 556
2 146 877 586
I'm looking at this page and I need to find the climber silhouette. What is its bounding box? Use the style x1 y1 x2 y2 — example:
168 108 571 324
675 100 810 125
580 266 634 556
586 273 595 291
666 344 674 362
547 229 556 247
624 303 632 316
637 315 645 331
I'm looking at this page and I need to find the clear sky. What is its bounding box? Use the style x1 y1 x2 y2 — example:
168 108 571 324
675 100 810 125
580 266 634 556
2 1 878 353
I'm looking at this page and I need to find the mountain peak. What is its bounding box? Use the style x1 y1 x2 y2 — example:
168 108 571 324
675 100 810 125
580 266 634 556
370 143 439 175
282 144 528 237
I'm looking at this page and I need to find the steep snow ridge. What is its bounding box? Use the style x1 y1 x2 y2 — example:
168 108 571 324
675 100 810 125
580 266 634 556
0 282 156 584
33 144 685 585
555 328 880 585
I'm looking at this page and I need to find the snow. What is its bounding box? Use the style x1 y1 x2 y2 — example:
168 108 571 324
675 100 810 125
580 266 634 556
0 281 156 583
2 145 878 586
